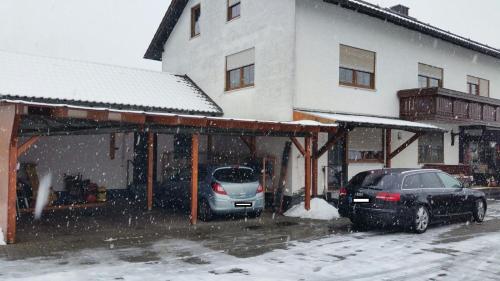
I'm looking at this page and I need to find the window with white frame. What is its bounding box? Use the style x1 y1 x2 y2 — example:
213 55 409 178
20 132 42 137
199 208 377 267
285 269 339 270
348 128 383 162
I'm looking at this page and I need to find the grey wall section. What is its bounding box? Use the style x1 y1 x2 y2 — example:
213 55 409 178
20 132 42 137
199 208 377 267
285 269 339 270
0 105 16 243
19 133 135 191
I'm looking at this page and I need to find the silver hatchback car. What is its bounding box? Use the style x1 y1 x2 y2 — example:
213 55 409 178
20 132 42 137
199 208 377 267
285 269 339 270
155 165 265 221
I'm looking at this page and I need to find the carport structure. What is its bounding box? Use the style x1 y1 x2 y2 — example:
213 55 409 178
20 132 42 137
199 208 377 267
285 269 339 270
0 101 338 244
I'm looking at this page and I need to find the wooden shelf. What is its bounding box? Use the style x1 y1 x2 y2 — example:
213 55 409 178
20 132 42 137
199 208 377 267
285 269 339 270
18 202 106 214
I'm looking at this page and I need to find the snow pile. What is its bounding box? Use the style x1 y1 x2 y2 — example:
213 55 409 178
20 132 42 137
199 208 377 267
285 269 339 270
284 198 339 220
0 228 6 246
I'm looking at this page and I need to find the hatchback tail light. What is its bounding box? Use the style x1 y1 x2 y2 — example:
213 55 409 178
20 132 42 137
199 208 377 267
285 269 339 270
376 192 401 202
339 187 348 197
211 182 227 195
256 184 264 193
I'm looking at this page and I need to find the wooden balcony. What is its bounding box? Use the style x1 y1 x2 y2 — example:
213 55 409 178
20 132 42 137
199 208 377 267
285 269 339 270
398 87 500 125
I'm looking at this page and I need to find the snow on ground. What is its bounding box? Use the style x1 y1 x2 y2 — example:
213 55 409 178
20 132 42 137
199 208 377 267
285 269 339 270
284 198 340 220
0 228 5 246
2 202 500 280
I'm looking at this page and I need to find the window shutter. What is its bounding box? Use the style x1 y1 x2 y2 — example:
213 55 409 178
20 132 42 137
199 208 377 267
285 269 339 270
479 79 490 97
340 45 375 73
348 128 383 151
418 63 443 80
226 48 255 71
467 75 479 85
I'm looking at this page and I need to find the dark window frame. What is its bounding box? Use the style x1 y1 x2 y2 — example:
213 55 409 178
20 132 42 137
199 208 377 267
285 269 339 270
339 67 375 89
227 0 241 21
225 63 255 91
418 75 443 88
467 75 489 97
191 4 201 38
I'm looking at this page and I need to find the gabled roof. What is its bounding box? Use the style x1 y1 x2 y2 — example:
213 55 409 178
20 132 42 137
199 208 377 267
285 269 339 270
145 0 500 61
0 50 223 116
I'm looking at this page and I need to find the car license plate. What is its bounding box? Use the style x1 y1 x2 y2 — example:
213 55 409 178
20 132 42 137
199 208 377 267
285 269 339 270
235 202 252 208
353 198 370 203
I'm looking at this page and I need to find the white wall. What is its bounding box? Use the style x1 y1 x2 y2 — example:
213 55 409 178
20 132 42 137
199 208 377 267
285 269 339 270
162 0 296 121
294 0 500 117
19 133 134 191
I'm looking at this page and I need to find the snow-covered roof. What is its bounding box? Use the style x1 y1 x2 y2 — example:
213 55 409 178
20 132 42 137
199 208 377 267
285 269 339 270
295 110 444 132
0 50 223 115
145 0 500 61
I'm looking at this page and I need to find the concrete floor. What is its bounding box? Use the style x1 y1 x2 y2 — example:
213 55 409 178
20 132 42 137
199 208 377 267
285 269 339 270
1 201 351 260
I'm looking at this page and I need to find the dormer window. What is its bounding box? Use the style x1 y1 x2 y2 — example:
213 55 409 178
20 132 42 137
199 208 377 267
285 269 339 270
191 4 201 38
228 0 241 21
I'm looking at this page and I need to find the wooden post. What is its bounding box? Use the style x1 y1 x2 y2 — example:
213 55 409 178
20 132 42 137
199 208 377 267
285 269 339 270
147 131 154 211
304 136 312 211
7 115 20 244
312 133 319 197
385 129 392 168
207 135 213 164
342 130 349 187
191 133 200 225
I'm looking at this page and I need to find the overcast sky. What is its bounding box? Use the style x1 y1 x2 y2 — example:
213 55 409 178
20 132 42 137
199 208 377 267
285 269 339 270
0 0 498 71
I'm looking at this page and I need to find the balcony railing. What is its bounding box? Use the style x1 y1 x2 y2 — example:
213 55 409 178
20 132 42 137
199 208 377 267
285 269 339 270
398 87 500 125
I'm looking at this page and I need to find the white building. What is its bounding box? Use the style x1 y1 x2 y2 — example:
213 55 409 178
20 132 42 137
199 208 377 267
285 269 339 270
145 0 500 192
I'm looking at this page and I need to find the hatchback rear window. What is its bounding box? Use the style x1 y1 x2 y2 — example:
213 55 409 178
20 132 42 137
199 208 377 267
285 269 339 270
213 168 258 183
348 171 398 190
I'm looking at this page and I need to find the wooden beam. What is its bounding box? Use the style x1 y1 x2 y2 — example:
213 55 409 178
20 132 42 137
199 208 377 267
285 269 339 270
389 132 423 160
17 136 40 157
191 133 200 225
312 133 319 197
147 131 154 211
7 114 20 244
316 128 345 159
385 129 392 168
304 136 312 211
342 130 349 186
290 137 306 156
207 135 213 164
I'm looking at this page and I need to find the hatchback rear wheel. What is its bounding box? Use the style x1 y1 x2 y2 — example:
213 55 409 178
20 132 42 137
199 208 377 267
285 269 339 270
413 205 430 234
473 199 486 222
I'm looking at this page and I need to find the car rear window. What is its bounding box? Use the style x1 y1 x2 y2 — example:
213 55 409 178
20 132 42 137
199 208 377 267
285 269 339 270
347 171 398 190
213 168 258 183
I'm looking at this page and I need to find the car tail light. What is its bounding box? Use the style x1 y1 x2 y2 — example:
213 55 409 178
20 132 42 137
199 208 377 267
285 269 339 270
211 182 227 195
339 187 348 197
256 184 264 193
376 192 401 202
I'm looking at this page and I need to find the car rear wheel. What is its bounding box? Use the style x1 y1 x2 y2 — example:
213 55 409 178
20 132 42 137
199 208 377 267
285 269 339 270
473 199 486 223
199 199 213 222
413 205 430 234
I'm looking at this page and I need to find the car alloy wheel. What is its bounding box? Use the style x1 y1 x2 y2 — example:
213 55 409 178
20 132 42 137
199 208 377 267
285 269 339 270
414 206 429 234
474 199 486 222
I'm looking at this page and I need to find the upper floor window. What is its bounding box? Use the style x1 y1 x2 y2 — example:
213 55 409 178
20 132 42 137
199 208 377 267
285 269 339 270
226 48 255 91
418 63 443 88
228 0 241 21
418 133 444 164
467 75 489 97
191 4 201 38
339 45 376 89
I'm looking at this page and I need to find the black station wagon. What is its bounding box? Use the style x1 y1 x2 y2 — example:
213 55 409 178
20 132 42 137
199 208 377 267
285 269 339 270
338 169 487 233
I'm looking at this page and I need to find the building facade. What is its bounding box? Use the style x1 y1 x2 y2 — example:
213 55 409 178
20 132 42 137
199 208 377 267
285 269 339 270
147 0 500 193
